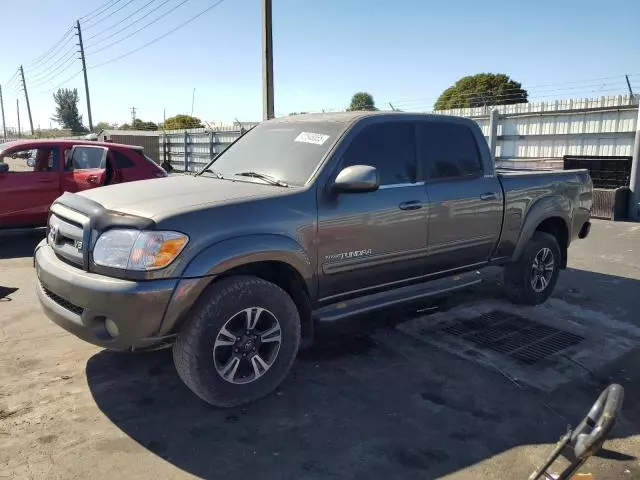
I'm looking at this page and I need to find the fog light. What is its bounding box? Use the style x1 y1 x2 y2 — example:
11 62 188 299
104 318 120 338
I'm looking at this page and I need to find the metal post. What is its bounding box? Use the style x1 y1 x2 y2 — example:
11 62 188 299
488 108 500 159
628 105 640 219
209 130 214 160
16 99 21 138
0 85 6 140
76 20 93 131
262 0 274 120
19 65 34 135
183 130 188 172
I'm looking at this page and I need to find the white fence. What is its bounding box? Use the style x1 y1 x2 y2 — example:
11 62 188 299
433 94 639 169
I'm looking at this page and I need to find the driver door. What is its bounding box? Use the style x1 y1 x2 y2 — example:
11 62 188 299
60 145 108 193
0 145 61 228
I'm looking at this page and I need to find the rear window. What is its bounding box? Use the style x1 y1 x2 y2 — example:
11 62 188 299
130 148 159 167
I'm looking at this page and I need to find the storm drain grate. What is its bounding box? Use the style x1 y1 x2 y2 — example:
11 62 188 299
439 310 584 365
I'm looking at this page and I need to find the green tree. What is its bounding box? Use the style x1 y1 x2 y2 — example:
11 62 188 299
51 88 87 133
93 121 116 132
120 119 158 131
163 114 203 130
348 92 377 111
434 73 528 110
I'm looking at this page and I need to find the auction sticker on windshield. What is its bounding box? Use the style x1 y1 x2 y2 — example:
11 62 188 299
294 132 330 145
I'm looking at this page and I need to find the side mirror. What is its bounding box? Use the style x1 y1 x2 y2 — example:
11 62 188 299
333 165 379 194
26 158 36 168
0 163 8 173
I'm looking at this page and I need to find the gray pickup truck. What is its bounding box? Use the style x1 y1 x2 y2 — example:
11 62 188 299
35 112 592 407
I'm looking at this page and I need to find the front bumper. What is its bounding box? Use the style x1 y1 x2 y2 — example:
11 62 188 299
35 241 178 351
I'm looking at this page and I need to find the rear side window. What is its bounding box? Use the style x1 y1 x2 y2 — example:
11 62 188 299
341 122 416 185
67 146 106 170
417 122 483 180
111 150 136 168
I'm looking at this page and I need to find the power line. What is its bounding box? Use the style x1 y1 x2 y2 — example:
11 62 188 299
397 87 634 112
24 25 75 68
80 0 123 22
36 70 84 95
29 56 79 89
391 77 638 109
85 0 159 41
25 39 76 77
27 50 78 82
85 0 172 47
83 0 137 30
86 0 193 54
89 0 227 70
390 74 640 107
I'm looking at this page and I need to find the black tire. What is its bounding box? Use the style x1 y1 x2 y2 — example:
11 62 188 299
173 275 301 407
503 231 561 305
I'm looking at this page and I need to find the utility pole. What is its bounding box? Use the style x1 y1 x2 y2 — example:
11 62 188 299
0 85 6 140
191 88 196 117
19 65 34 135
262 0 274 120
16 99 21 138
130 106 137 126
625 75 634 99
76 20 93 131
629 105 640 219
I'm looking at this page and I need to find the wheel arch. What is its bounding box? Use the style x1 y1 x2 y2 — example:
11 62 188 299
510 195 571 268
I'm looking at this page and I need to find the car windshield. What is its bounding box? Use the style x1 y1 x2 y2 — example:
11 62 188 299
200 121 346 186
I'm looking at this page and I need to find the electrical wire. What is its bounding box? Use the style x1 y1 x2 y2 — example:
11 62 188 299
85 0 159 41
25 39 77 78
36 70 83 95
86 0 192 54
397 88 633 112
83 0 137 30
392 81 635 110
4 69 20 88
89 0 227 69
390 74 640 108
29 57 79 89
80 0 123 22
24 26 75 69
26 49 78 82
85 0 172 46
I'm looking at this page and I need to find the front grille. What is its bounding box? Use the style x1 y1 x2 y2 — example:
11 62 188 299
42 285 84 316
48 211 87 268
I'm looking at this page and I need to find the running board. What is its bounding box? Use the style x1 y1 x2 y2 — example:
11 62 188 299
314 271 482 323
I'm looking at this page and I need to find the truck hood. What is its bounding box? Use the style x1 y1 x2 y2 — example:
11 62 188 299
77 175 285 220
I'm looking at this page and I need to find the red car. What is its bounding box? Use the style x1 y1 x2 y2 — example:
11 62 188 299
0 139 167 229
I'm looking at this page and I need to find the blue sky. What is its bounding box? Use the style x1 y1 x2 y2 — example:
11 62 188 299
1 0 639 130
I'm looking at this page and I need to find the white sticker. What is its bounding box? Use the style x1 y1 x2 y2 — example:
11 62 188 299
294 131 330 145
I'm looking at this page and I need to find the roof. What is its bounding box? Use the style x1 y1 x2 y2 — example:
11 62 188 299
270 110 468 126
0 138 144 150
100 129 160 137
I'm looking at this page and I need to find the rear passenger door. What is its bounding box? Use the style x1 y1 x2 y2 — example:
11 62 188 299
60 145 108 193
418 120 503 272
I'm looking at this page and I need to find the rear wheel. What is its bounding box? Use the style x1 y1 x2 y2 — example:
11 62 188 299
173 275 300 407
503 231 561 305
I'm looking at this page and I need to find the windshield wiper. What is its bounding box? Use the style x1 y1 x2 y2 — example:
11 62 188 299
234 171 288 187
201 167 224 179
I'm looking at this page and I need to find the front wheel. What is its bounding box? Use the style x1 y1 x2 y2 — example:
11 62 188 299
173 275 301 407
503 231 561 305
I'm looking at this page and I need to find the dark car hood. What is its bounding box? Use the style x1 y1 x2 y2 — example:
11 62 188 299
77 175 286 221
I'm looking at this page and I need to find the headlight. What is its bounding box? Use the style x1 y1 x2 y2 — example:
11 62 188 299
93 229 188 271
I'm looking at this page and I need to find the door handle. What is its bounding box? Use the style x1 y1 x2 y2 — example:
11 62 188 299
399 200 423 211
480 192 497 201
87 175 99 184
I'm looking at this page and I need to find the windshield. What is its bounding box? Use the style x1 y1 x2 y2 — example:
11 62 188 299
200 121 346 186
